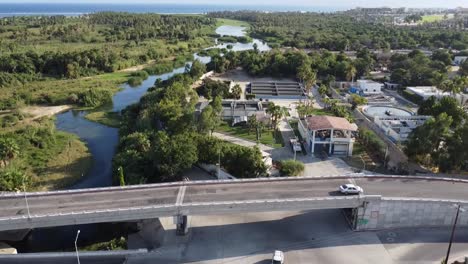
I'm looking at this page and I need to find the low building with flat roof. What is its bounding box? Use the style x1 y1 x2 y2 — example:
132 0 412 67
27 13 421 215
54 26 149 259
374 115 430 142
356 80 383 95
454 56 468 65
298 115 358 157
406 86 450 100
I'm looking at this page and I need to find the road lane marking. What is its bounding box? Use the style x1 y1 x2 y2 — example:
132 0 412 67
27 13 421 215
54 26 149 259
175 186 187 206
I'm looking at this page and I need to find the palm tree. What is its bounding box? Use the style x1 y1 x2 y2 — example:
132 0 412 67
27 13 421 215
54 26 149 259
0 137 19 167
297 63 317 98
440 77 466 96
247 115 258 135
266 103 284 129
346 64 357 83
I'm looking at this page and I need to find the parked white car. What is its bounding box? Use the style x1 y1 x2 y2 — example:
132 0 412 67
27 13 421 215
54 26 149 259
339 184 363 194
272 250 285 264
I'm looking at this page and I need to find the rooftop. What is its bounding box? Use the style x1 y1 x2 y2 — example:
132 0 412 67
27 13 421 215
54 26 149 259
305 116 358 131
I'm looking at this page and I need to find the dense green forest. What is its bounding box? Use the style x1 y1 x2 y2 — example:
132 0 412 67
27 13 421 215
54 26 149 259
114 61 267 184
0 12 217 109
208 11 468 50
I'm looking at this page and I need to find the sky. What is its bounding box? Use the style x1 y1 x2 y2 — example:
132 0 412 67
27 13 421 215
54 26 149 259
0 0 466 8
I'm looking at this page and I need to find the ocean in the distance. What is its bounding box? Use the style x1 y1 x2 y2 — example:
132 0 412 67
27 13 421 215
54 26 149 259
0 3 348 17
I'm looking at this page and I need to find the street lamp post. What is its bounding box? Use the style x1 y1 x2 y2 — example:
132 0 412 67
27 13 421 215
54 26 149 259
444 204 466 264
22 175 30 219
75 230 81 264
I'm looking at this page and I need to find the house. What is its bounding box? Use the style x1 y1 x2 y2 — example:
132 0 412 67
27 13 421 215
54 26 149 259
355 80 383 95
298 116 358 157
454 56 468 66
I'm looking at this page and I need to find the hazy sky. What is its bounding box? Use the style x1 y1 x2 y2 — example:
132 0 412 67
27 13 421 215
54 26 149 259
0 0 466 8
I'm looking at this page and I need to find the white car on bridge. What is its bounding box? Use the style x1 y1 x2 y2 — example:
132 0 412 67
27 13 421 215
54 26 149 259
272 250 284 264
339 184 363 195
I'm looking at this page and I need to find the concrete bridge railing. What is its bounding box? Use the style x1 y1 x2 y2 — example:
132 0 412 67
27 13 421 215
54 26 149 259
0 196 367 232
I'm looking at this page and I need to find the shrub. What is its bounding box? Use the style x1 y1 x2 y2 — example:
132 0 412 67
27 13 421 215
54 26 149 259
358 128 386 160
127 77 144 87
0 167 26 192
130 71 149 79
79 89 113 107
279 160 305 176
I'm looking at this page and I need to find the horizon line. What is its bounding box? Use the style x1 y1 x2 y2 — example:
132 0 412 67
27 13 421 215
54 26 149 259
0 2 464 9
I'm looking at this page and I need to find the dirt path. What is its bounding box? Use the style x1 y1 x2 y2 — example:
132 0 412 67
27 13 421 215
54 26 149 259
118 60 156 73
21 105 72 120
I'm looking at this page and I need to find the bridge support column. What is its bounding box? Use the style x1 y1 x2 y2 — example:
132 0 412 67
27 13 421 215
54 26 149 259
176 215 190 236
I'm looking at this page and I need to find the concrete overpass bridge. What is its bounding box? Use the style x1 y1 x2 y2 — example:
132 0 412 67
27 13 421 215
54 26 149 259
1 175 468 233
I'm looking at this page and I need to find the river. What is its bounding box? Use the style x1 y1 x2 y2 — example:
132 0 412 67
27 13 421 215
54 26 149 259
16 26 269 252
55 25 269 190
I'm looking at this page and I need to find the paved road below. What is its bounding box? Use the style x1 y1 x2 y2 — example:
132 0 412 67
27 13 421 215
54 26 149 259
131 211 468 264
3 211 468 263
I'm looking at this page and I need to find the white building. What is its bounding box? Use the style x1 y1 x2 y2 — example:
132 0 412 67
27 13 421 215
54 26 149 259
357 80 383 95
374 116 430 142
406 86 468 107
298 116 358 157
454 56 468 66
406 86 450 100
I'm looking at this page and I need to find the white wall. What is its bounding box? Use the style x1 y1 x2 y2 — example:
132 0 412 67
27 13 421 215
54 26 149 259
358 80 383 95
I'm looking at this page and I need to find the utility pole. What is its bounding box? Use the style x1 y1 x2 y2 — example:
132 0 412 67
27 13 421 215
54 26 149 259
75 230 81 264
444 204 465 264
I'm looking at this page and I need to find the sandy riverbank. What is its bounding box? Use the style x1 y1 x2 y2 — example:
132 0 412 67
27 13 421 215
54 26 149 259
21 105 73 120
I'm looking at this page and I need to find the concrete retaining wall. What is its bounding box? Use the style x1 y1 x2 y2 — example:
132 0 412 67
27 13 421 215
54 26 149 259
357 198 468 230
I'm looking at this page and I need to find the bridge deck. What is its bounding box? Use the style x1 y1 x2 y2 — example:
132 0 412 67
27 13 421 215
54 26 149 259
0 176 467 231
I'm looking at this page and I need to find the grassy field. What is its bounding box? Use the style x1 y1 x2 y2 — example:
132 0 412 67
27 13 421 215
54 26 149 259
0 74 127 109
217 121 284 148
33 135 93 191
85 110 122 128
216 18 250 28
421 15 445 23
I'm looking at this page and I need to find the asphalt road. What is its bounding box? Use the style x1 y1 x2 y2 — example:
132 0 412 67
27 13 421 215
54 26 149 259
1 176 468 219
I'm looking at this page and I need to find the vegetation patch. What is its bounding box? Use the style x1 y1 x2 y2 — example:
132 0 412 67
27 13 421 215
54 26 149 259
279 159 305 176
216 18 250 28
85 111 122 128
0 118 92 191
